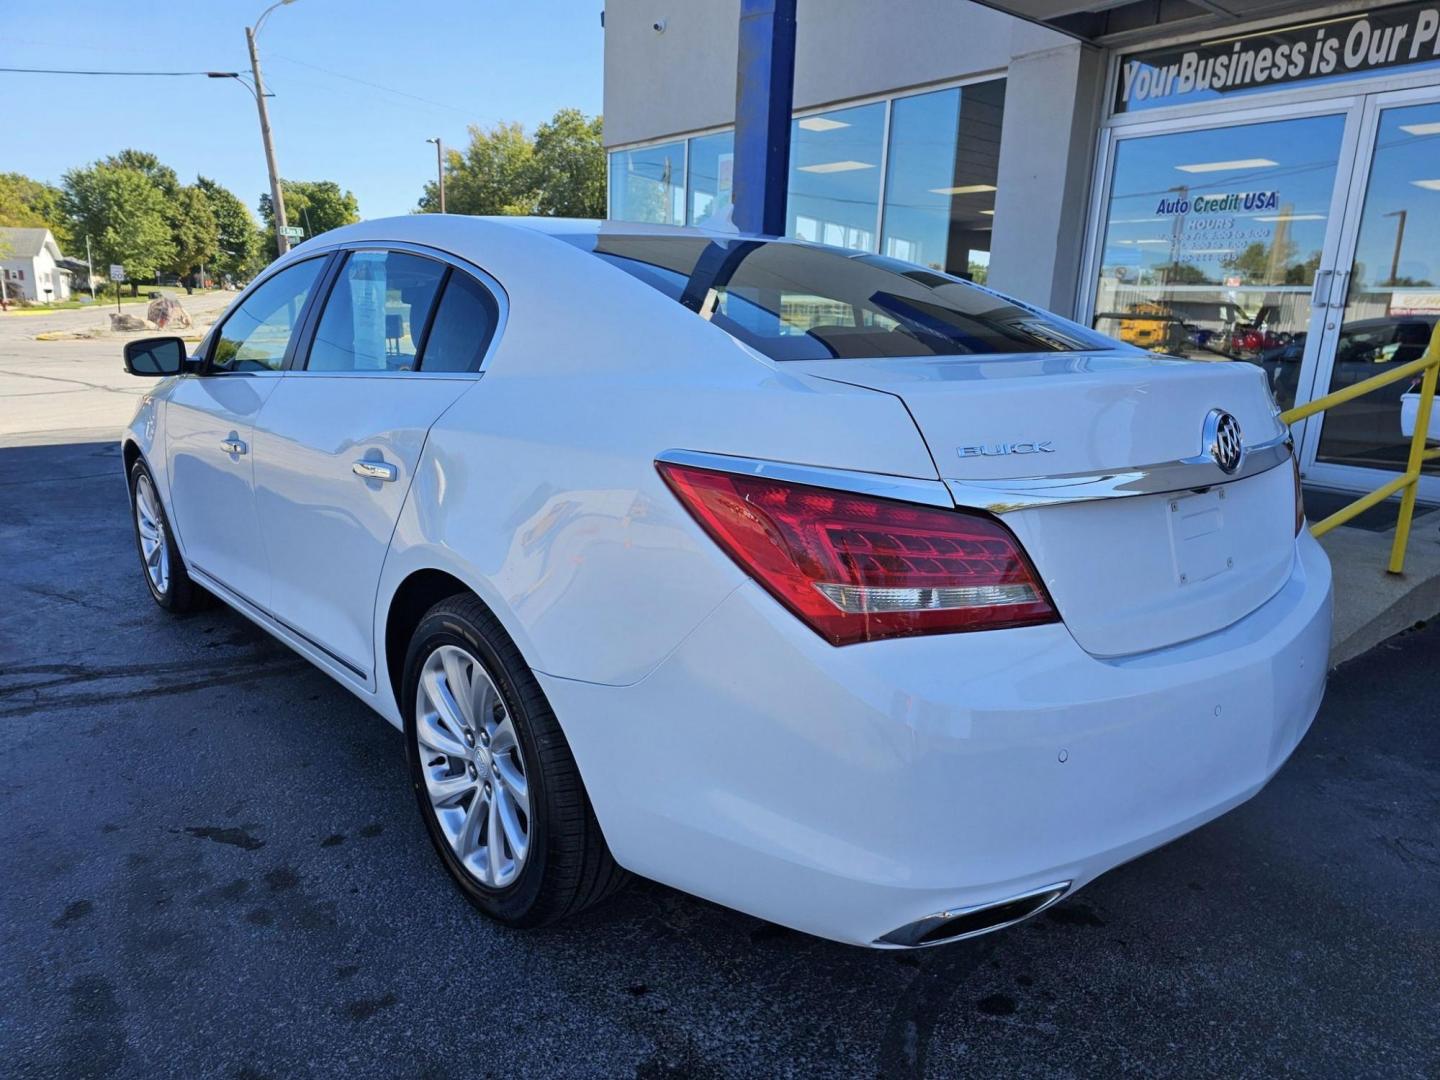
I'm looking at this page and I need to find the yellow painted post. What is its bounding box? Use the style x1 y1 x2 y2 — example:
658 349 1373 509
1387 325 1440 575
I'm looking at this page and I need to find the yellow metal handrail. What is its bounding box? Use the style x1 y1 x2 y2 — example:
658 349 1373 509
1279 322 1440 575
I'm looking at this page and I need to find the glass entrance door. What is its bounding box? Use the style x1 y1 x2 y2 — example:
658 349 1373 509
1087 107 1358 411
1302 89 1440 499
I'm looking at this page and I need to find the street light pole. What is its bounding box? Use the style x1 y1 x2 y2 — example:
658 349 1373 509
246 0 297 256
426 137 446 213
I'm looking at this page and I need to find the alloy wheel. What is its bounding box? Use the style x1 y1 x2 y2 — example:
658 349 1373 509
134 473 170 595
415 644 531 888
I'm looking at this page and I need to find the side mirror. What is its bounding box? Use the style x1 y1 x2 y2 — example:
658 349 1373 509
123 336 188 377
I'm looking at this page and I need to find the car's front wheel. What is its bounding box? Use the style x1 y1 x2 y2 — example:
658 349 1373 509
128 458 205 613
402 595 628 926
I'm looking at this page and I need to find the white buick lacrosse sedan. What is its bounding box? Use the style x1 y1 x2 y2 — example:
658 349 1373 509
120 216 1331 948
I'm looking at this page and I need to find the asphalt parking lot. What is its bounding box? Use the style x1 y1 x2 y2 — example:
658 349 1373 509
3 436 1438 1080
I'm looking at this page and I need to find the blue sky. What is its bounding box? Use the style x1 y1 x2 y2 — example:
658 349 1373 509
1 0 604 220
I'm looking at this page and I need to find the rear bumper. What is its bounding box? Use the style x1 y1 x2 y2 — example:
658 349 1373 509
542 531 1332 947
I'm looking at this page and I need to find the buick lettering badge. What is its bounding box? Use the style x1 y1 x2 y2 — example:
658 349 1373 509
958 441 1056 458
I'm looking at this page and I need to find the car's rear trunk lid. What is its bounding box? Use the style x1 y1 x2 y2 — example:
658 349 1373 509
791 351 1296 657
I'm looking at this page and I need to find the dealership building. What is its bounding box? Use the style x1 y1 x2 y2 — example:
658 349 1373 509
601 0 1440 498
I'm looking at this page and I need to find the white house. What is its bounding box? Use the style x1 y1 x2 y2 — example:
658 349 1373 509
0 227 72 303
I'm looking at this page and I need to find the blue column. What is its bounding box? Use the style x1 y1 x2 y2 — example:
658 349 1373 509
731 0 797 236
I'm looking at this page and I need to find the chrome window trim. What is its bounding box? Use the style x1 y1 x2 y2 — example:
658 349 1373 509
654 449 955 509
283 238 510 378
948 432 1294 513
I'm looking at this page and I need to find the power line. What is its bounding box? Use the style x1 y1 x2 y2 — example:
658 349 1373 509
268 52 475 117
0 66 234 77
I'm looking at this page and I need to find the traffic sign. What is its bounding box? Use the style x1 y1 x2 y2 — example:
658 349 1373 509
279 226 304 240
109 264 126 282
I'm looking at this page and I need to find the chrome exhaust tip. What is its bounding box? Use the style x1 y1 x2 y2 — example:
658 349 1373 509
876 882 1071 948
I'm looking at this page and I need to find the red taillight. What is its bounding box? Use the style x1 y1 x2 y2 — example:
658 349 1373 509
656 462 1059 645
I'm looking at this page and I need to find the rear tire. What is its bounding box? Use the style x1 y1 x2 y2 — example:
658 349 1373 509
403 594 628 927
129 459 206 614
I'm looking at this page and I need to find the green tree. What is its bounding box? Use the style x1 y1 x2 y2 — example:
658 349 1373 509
61 163 175 291
167 185 219 280
1223 238 1298 284
196 176 263 281
102 150 180 199
259 178 360 253
419 121 536 215
531 109 605 217
418 110 606 218
0 172 73 250
1153 261 1213 286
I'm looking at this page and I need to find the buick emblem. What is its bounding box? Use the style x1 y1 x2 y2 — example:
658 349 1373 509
1203 409 1244 474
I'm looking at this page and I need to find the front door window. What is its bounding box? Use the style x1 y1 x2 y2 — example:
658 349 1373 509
1090 114 1348 409
1315 101 1440 475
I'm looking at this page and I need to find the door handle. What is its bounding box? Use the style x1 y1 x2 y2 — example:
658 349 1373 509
1327 270 1351 312
220 438 247 455
352 460 398 482
1310 269 1333 309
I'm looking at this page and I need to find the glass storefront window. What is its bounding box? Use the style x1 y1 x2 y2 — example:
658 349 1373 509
687 131 735 227
1317 101 1440 476
607 81 1008 268
881 81 1004 277
787 102 885 252
609 142 685 225
1089 114 1346 409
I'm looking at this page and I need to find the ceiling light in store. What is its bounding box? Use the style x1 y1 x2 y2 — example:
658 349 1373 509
1134 239 1169 244
1412 179 1440 190
929 184 998 195
1400 122 1440 136
1175 158 1277 173
798 160 874 173
1255 214 1326 222
798 117 849 132
980 209 995 215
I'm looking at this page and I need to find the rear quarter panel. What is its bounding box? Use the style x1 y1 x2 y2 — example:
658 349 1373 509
375 232 940 692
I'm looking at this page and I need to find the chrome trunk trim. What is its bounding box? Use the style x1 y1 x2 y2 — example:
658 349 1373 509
948 433 1293 514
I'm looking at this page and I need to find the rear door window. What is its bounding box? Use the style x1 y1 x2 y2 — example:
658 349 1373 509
305 251 447 373
416 272 500 373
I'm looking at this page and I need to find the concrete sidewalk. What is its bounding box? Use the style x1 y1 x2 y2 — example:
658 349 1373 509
1321 505 1440 666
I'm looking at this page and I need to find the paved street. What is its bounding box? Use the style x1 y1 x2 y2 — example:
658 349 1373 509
1 430 1437 1079
0 294 233 442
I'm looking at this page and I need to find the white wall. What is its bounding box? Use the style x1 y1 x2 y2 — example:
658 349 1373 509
2 249 72 303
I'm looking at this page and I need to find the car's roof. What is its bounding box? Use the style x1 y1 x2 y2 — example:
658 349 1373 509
305 213 770 249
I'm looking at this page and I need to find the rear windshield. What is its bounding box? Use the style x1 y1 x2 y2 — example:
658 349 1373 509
559 234 1113 361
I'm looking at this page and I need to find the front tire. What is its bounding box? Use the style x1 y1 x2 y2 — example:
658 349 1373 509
403 594 628 927
129 459 205 613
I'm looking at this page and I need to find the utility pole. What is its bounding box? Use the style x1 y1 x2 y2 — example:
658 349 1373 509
1385 209 1407 286
426 138 446 213
245 1 297 256
84 235 97 301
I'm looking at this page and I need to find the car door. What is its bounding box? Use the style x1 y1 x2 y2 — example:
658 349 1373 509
250 247 503 683
165 256 330 609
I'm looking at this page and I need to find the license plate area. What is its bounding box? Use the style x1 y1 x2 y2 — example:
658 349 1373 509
1168 488 1232 586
